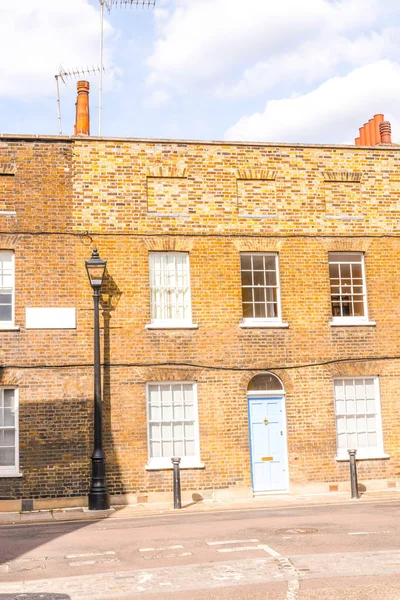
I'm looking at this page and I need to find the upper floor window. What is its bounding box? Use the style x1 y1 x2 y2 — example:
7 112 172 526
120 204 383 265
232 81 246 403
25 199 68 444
240 253 282 323
329 252 368 323
334 377 385 460
149 252 192 327
0 388 19 477
0 251 14 328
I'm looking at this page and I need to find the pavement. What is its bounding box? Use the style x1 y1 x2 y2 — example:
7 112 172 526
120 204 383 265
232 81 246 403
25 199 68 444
1 488 400 526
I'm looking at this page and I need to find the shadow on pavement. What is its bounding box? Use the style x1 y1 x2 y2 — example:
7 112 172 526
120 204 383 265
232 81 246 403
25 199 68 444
0 595 71 599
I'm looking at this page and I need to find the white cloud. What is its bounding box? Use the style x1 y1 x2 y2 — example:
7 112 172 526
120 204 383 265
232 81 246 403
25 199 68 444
147 0 398 89
217 28 399 99
224 60 400 143
0 0 115 99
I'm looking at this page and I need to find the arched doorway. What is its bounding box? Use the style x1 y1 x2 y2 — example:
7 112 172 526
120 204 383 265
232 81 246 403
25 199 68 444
247 373 288 493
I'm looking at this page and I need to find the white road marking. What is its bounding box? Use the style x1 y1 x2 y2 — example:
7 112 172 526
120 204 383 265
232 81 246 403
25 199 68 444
142 552 193 560
14 556 48 563
68 557 119 567
217 545 264 553
207 538 259 546
65 550 116 559
260 544 282 558
348 531 390 535
139 545 184 552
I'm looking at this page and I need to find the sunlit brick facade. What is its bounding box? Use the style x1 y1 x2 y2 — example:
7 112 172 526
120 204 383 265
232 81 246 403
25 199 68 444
1 133 400 509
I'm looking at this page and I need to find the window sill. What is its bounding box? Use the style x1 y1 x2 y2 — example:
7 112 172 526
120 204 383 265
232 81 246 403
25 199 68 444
335 453 389 462
0 471 23 478
146 323 198 330
145 462 205 471
240 321 289 329
330 320 376 327
0 325 20 331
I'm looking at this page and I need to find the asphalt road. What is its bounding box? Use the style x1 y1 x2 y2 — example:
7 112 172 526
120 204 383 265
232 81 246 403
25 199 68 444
1 500 400 599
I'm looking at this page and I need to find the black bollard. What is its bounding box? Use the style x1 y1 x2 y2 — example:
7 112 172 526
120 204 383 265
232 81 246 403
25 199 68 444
171 457 182 509
348 449 359 499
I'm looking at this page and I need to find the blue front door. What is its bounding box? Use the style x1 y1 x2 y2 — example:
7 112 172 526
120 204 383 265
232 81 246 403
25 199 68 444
248 397 287 492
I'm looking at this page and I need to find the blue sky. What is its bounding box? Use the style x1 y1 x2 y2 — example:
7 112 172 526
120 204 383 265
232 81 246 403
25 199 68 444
0 0 400 143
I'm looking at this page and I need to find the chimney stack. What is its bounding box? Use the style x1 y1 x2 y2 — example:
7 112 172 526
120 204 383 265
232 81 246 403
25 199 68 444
379 121 392 144
74 80 90 136
354 113 393 146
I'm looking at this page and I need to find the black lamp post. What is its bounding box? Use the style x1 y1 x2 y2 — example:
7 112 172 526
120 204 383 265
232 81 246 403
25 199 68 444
86 247 110 511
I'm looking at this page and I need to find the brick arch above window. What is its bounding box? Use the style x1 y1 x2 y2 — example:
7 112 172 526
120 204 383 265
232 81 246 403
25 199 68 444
144 166 187 178
142 237 195 252
0 369 24 387
0 235 23 249
320 238 372 253
324 360 384 378
231 238 286 253
141 366 199 383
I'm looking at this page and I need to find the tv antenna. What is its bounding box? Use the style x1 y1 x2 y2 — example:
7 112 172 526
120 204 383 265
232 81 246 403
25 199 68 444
55 65 103 135
98 0 156 136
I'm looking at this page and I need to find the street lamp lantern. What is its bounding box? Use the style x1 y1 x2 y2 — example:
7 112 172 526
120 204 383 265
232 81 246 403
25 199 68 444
86 247 107 289
86 247 109 511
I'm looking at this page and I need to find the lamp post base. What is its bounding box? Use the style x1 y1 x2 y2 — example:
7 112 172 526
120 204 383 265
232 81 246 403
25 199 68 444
88 454 110 511
88 490 110 511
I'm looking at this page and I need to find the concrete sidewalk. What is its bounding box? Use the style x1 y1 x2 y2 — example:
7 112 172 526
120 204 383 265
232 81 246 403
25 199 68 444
1 489 400 526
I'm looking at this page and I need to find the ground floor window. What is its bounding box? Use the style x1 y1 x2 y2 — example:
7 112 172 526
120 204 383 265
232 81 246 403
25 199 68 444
0 388 18 476
146 382 200 469
333 377 385 459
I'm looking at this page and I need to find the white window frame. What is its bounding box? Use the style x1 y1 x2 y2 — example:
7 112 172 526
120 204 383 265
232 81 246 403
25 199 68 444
145 381 203 470
239 252 287 328
146 252 197 329
329 252 373 326
0 251 15 329
0 387 20 477
333 377 387 461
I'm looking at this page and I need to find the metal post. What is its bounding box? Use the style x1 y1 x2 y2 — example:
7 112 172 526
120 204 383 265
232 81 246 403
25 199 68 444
99 0 105 136
171 457 182 509
348 449 359 499
55 75 62 135
88 287 110 510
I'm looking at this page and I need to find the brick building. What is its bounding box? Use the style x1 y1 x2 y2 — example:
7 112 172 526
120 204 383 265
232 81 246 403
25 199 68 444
1 92 400 509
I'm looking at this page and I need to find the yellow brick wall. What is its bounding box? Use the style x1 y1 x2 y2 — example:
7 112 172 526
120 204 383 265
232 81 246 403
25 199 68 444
1 137 400 501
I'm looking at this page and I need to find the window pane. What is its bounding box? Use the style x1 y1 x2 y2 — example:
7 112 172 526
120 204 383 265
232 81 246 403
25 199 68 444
264 256 276 270
0 306 12 321
253 271 265 286
0 447 15 467
240 255 251 270
254 303 266 318
252 255 264 270
185 440 195 456
149 423 160 441
161 423 172 440
243 303 254 318
241 271 252 286
173 440 184 456
150 441 161 458
253 288 265 302
242 288 253 303
162 440 173 457
2 430 15 446
149 404 161 420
